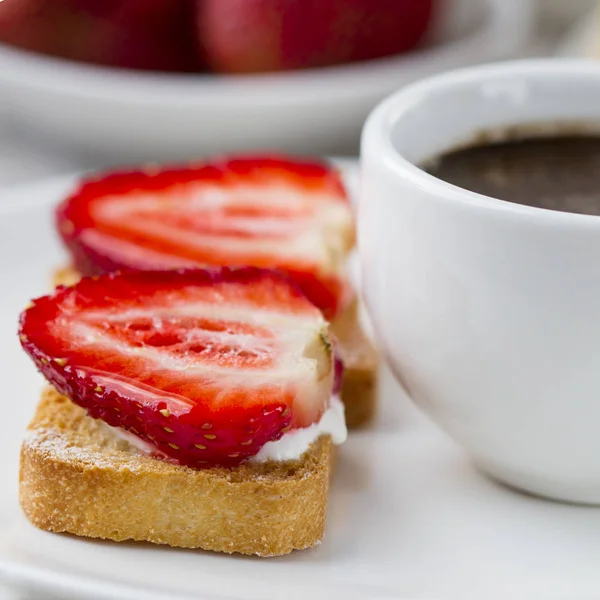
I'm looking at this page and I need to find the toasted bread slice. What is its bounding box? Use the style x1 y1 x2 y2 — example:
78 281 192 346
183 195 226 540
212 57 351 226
53 266 378 428
20 387 334 557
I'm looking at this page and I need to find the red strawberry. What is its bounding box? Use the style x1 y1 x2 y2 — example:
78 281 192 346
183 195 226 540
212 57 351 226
0 0 198 72
19 268 336 468
56 155 355 319
196 0 433 74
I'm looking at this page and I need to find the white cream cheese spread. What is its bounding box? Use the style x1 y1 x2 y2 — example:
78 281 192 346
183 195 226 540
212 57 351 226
107 395 347 464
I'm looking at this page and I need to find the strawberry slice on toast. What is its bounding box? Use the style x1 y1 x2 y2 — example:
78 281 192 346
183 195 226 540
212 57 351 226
19 268 338 468
56 156 354 319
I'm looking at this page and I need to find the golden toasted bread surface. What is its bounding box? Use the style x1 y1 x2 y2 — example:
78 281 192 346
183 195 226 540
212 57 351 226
330 300 378 427
20 387 333 556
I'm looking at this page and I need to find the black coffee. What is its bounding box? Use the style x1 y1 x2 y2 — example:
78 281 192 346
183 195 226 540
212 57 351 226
425 136 600 216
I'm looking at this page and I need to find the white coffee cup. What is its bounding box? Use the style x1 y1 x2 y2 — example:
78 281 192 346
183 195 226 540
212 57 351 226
360 59 600 504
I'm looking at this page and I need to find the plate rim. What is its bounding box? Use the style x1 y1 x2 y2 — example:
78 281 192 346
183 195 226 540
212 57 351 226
0 560 215 600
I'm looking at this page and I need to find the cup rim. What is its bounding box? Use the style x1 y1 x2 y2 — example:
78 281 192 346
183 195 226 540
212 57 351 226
362 58 600 228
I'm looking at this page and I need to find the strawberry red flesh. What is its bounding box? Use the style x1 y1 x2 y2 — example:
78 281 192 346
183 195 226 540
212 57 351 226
196 0 433 74
56 155 355 319
19 268 335 468
0 0 198 72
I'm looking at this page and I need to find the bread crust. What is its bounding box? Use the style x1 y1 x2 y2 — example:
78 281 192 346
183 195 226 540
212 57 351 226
52 266 378 428
329 297 378 428
20 387 334 556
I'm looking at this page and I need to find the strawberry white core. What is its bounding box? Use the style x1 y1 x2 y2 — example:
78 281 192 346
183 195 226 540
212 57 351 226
87 181 352 276
50 279 333 426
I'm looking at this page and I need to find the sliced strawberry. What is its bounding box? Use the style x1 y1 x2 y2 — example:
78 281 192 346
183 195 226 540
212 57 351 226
19 268 337 468
56 155 354 319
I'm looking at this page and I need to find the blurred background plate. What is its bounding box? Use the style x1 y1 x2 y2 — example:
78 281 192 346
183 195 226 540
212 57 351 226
0 0 533 165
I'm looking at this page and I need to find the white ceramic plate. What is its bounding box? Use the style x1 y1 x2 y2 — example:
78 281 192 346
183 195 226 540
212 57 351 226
0 0 533 164
2 165 600 599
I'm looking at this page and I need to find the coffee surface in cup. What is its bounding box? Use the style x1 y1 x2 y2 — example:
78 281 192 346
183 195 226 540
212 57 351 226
425 136 600 215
